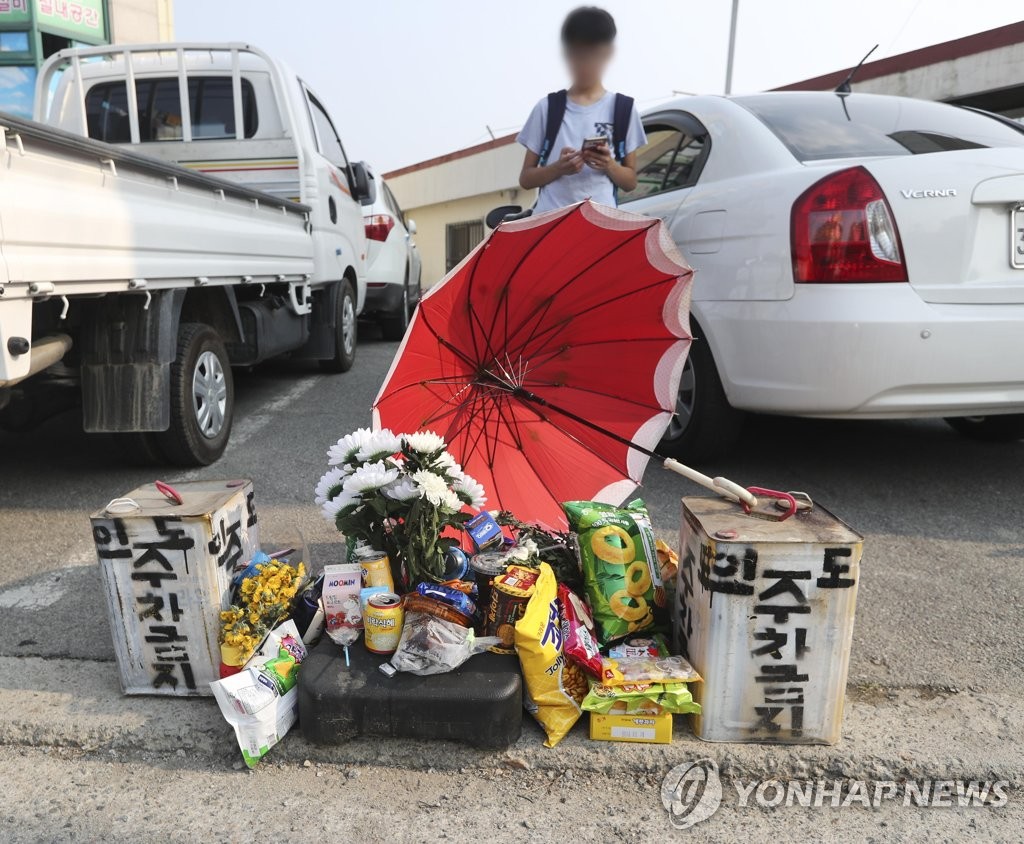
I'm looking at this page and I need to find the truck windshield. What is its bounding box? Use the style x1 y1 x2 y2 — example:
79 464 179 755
735 93 1024 161
85 77 258 143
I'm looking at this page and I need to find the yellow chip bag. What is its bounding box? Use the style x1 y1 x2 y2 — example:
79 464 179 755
514 562 586 747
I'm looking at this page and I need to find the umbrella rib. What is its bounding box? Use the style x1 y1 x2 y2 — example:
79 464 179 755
502 221 659 360
522 334 687 371
417 303 482 372
508 274 682 366
520 381 671 415
482 205 583 344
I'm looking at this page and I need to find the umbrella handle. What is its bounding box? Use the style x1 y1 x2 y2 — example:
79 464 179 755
662 459 758 508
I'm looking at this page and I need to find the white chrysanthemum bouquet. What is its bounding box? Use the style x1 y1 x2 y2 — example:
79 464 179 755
315 428 487 586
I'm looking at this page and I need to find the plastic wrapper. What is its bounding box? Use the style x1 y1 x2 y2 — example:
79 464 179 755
558 583 602 678
582 680 701 716
562 499 668 643
389 611 499 676
416 582 479 620
515 563 586 747
210 620 307 769
599 635 702 687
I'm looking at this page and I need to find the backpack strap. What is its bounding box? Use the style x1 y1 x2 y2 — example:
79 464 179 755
611 93 635 163
538 89 568 167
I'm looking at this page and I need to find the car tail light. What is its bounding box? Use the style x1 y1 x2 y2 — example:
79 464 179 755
791 166 907 283
365 214 395 242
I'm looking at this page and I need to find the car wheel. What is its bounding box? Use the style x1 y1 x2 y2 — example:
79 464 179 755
321 280 358 372
381 279 410 342
156 323 234 466
944 414 1024 442
658 322 745 461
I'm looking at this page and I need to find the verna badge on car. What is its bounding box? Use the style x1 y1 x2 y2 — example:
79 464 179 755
899 188 958 198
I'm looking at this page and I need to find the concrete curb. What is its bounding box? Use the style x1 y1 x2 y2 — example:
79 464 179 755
2 656 1019 785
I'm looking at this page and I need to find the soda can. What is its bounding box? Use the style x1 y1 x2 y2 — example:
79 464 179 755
357 549 394 592
364 593 405 655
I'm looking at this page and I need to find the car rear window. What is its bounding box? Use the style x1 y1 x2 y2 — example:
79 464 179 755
735 93 1024 161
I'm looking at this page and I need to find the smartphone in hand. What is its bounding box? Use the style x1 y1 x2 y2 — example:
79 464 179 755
582 135 608 151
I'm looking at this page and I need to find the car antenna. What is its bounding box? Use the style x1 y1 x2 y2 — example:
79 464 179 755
834 44 879 94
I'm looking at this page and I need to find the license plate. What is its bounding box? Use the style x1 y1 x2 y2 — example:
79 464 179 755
1013 205 1024 269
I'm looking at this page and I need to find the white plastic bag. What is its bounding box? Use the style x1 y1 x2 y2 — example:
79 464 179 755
389 611 500 676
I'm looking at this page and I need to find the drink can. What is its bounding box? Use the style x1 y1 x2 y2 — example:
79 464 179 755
365 593 405 655
357 549 394 592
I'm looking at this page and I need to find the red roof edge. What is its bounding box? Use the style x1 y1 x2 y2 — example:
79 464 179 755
383 131 519 180
773 20 1024 92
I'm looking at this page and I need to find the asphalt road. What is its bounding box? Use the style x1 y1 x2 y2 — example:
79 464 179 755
0 326 1022 841
1 327 1022 695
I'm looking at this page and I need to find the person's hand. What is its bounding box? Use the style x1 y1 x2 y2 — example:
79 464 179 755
553 146 584 176
583 143 613 171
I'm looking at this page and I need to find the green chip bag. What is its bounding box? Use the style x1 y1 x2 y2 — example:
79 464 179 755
562 499 668 643
582 679 702 716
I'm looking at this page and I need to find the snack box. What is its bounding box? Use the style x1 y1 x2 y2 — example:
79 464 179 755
589 712 673 744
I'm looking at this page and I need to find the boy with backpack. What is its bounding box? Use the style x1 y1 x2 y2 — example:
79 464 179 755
517 6 646 213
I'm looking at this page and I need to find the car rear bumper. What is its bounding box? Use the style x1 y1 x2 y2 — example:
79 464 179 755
700 285 1024 418
363 282 404 316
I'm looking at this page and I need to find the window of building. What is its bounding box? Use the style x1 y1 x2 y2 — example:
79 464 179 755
0 64 36 118
0 31 30 53
446 220 484 271
85 77 258 143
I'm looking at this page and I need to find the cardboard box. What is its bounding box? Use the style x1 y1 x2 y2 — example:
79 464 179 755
589 712 673 744
92 480 259 696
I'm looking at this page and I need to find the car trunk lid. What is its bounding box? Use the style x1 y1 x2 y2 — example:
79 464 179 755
865 147 1024 304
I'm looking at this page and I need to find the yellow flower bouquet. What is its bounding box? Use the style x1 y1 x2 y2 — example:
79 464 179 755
219 558 306 667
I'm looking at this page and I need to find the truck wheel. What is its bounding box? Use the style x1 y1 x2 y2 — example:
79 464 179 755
321 280 357 373
658 323 745 461
945 414 1024 442
381 276 410 342
156 323 234 466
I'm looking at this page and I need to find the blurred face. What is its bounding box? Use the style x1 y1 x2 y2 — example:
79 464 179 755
564 42 613 88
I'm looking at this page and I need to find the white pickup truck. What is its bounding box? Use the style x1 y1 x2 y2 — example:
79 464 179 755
0 43 374 465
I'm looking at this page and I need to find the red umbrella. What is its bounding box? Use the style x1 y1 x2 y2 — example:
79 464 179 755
373 201 755 528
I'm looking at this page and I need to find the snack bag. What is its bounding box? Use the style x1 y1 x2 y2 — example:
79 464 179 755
558 583 602 678
582 680 702 716
599 633 701 686
562 499 667 643
514 563 587 747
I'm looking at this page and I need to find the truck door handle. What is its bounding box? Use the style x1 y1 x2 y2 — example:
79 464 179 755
328 196 338 224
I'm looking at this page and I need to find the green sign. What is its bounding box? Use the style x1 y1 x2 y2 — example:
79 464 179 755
33 0 105 41
0 0 31 26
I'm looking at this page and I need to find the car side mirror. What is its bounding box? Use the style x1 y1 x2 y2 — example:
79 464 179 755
407 218 417 235
485 205 523 230
351 161 376 206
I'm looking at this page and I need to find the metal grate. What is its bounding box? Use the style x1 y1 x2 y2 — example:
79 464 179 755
445 219 484 271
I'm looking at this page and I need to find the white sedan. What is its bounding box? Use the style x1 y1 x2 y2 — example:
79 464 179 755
619 91 1024 458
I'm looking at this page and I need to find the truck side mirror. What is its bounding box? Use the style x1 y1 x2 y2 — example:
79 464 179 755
407 218 417 235
350 161 376 206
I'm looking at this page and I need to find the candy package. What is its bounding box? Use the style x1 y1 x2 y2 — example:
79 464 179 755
558 583 602 678
515 563 587 748
599 635 702 687
562 499 668 643
582 680 701 716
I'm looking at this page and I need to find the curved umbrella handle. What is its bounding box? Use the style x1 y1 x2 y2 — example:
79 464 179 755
662 459 757 508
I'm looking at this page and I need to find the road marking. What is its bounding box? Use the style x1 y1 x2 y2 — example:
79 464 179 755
0 571 68 610
177 375 324 482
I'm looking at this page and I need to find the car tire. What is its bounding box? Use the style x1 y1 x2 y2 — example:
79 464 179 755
381 276 410 342
321 280 358 372
944 414 1024 442
658 322 745 461
155 323 234 466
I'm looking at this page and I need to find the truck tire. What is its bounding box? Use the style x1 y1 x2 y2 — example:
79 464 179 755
321 279 357 373
156 323 234 466
381 271 411 342
945 414 1024 442
658 323 745 461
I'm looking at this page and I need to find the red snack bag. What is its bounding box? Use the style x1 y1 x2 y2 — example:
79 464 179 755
558 583 602 678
